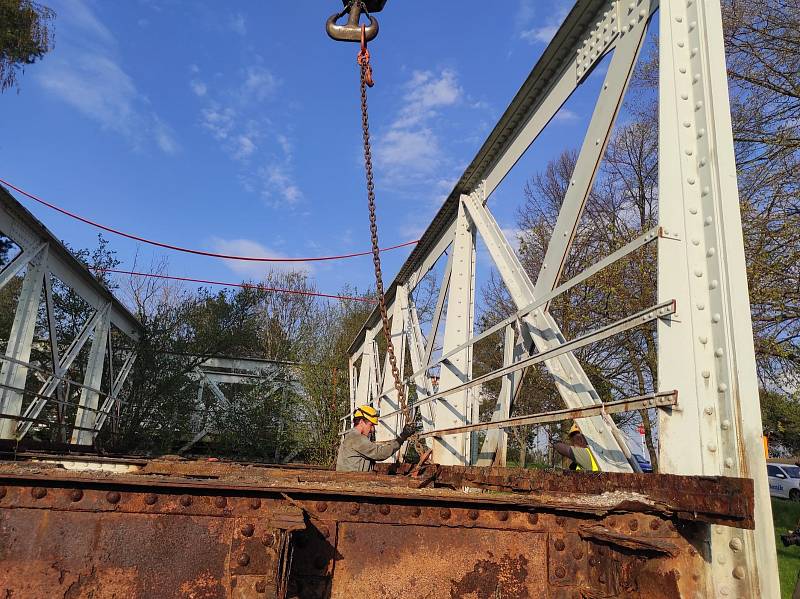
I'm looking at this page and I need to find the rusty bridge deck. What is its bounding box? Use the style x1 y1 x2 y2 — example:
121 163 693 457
0 457 753 598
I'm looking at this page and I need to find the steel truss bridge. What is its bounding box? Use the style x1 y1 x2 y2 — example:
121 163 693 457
0 0 781 597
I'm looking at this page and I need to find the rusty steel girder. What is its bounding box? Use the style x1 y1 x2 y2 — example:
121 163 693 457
0 459 753 598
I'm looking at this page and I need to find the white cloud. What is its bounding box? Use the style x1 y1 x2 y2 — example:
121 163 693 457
201 106 236 141
259 163 303 206
190 79 207 97
519 1 571 46
520 25 559 44
229 13 247 36
234 135 257 159
36 0 177 153
375 69 462 181
211 237 312 277
242 66 278 102
553 108 580 122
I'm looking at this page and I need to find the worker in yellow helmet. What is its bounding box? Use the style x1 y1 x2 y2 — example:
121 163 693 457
554 422 600 472
335 405 416 472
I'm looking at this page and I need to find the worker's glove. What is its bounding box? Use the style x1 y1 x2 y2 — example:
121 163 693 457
399 422 417 441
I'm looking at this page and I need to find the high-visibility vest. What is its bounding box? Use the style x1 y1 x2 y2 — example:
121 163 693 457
574 447 600 472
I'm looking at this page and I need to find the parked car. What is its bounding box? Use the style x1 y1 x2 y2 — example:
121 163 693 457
632 453 653 473
767 462 800 501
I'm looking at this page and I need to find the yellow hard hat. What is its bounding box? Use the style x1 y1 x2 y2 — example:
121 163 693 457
568 422 581 436
354 404 379 425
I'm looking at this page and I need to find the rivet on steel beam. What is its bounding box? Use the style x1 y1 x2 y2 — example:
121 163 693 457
729 538 742 551
144 493 158 505
0 486 6 499
379 504 390 515
650 519 661 531
572 548 583 560
31 487 47 499
241 524 255 537
468 510 479 521
554 539 566 552
709 280 719 290
69 489 83 502
215 497 227 509
440 508 451 520
712 313 721 323
724 457 734 468
180 495 193 507
628 518 639 531
106 491 121 504
237 553 250 567
555 566 566 579
249 498 261 510
262 532 274 547
255 580 266 594
349 503 360 515
732 566 745 580
527 513 538 525
496 511 509 522
411 507 421 518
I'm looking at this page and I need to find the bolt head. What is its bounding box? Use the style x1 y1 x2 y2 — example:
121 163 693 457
237 553 250 567
554 539 566 551
69 489 83 502
316 501 328 513
468 510 479 521
379 504 390 515
31 487 47 499
262 532 275 547
241 524 255 537
214 496 227 509
527 513 539 525
180 495 193 507
555 566 566 579
440 508 451 520
628 518 639 531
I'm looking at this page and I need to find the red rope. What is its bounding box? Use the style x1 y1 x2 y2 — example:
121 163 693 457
91 267 377 303
0 178 419 262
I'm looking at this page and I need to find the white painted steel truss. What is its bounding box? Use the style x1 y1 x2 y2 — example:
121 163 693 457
0 186 143 444
346 1 777 595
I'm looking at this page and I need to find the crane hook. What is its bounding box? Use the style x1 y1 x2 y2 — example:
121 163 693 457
326 1 379 43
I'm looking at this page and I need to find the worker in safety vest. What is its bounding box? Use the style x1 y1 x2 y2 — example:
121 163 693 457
554 422 600 471
336 405 416 472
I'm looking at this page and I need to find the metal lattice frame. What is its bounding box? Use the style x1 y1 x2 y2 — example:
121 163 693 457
0 186 142 444
346 1 777 595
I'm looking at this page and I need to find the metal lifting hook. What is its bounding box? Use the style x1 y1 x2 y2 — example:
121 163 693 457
326 0 382 43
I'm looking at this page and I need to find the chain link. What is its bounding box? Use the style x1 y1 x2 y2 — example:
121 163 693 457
358 59 409 424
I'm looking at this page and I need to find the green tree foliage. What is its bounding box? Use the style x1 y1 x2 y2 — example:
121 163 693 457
760 391 800 455
0 0 54 92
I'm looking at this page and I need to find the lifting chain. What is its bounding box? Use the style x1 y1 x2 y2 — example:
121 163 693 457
356 26 409 425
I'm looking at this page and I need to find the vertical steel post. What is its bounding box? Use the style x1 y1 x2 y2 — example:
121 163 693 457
434 202 476 465
71 305 111 445
477 323 518 466
0 247 47 439
657 0 778 596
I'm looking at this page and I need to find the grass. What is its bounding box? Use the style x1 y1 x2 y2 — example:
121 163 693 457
772 497 800 598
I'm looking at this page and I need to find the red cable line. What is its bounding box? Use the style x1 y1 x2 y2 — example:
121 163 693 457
91 267 377 303
0 178 419 262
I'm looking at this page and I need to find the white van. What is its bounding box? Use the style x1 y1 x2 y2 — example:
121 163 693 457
767 462 800 501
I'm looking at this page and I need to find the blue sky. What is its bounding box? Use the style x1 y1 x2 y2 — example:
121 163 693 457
0 0 607 301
